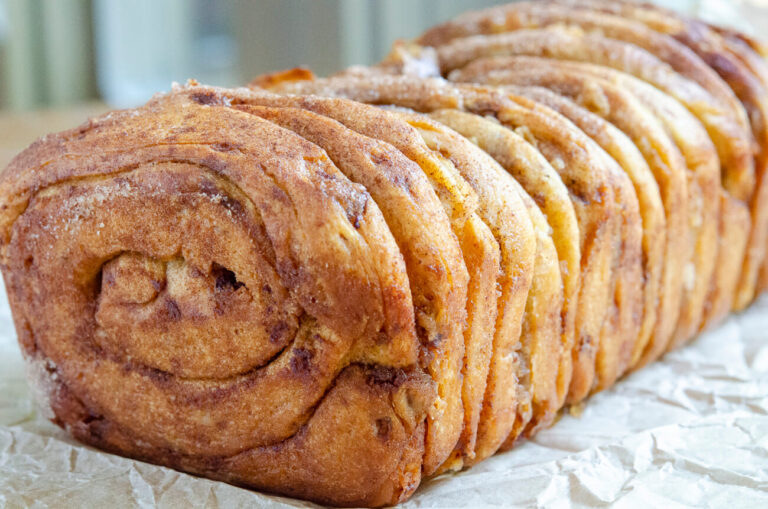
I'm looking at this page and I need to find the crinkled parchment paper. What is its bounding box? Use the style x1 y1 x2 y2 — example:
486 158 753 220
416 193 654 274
1 280 768 509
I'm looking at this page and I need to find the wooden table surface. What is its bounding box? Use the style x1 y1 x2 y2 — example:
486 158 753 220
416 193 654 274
0 103 110 170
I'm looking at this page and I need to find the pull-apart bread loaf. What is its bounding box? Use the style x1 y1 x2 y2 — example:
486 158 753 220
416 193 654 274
2 1 768 506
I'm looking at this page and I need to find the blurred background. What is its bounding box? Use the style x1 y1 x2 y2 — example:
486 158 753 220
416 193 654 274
0 0 765 112
0 0 765 166
0 0 504 111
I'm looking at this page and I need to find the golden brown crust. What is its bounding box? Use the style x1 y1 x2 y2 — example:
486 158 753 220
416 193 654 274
429 27 754 208
450 214 501 467
265 72 574 443
567 63 718 346
45 354 433 507
469 57 719 348
215 90 474 475
705 193 752 329
0 86 440 506
502 183 562 441
495 92 640 396
5 3 768 503
701 34 768 302
266 74 644 406
450 60 688 367
265 74 573 449
424 109 564 441
397 112 536 466
417 1 750 134
427 110 571 422
416 0 765 324
559 0 768 312
414 0 768 313
248 67 316 89
715 37 768 298
433 27 759 338
233 102 477 472
506 85 665 369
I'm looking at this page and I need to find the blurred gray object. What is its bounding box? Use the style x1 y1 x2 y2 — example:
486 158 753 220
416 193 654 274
93 0 504 108
232 0 503 82
94 0 238 108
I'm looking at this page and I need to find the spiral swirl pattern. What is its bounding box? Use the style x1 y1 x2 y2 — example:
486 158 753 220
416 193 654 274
0 92 436 506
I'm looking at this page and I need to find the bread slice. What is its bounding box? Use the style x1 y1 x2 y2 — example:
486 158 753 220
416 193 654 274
449 62 688 366
257 72 570 451
263 74 643 404
235 102 480 473
431 27 754 207
228 93 483 475
426 109 567 441
552 0 768 311
417 1 750 135
505 85 665 369
493 91 641 393
398 111 537 465
455 56 724 348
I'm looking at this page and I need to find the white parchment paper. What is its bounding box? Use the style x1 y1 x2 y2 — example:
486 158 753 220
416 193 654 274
1 272 767 508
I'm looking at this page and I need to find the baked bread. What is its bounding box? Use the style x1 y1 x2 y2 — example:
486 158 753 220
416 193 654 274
3 1 768 507
0 87 437 506
450 56 727 346
265 73 644 401
556 0 768 310
499 85 665 369
420 22 756 204
416 0 768 315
